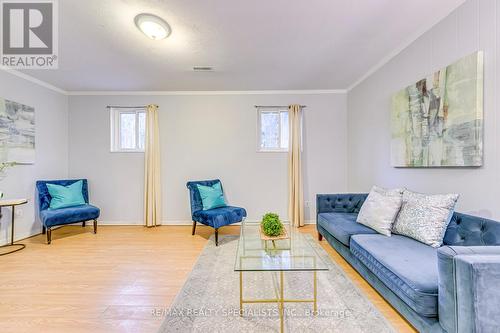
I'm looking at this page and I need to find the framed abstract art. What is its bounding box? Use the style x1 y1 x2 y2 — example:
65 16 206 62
391 51 483 167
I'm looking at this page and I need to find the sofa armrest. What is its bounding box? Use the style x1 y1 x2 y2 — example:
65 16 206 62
316 193 367 215
455 255 500 333
438 246 500 333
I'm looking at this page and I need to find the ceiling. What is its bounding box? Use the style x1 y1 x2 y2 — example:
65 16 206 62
21 0 465 92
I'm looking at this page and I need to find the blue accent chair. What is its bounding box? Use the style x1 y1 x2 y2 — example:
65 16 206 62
317 193 500 333
186 179 246 246
36 179 100 244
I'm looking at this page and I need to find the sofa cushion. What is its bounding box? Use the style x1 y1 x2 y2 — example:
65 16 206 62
40 204 100 227
350 234 439 317
356 186 403 236
46 180 86 210
36 179 89 212
196 182 226 210
192 206 246 229
392 190 459 248
317 212 377 247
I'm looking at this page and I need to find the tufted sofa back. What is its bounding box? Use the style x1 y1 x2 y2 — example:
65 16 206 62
317 193 500 247
316 193 368 214
443 212 500 246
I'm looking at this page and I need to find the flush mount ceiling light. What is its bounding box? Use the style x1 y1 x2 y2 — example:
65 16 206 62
134 13 171 40
193 66 214 72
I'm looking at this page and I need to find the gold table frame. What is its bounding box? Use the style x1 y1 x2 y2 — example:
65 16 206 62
235 223 328 333
239 269 317 333
0 199 28 256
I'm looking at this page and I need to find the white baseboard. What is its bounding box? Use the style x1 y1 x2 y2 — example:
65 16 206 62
0 229 41 246
0 220 316 245
97 219 316 226
94 220 144 225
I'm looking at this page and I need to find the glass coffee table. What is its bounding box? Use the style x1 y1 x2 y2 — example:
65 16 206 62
234 222 329 333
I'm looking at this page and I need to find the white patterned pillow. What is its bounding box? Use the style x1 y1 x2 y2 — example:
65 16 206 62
392 190 459 248
356 186 404 236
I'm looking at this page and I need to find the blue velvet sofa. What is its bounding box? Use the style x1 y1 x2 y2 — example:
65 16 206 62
316 193 500 333
36 179 100 244
186 179 246 246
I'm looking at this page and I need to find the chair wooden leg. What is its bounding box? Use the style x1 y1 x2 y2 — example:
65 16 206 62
318 233 323 241
215 228 219 246
47 227 52 244
82 221 86 227
93 219 97 234
42 226 46 234
191 221 197 235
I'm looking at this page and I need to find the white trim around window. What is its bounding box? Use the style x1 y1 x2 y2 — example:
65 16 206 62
110 107 146 152
257 107 303 152
257 107 289 152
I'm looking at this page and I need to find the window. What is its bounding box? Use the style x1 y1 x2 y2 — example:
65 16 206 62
257 108 299 152
110 108 146 152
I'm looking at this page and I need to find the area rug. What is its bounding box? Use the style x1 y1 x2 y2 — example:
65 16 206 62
157 235 396 333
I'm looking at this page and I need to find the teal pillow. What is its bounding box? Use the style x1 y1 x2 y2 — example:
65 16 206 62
46 180 86 210
196 182 227 210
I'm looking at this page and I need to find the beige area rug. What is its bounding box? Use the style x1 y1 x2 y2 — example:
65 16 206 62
158 235 396 333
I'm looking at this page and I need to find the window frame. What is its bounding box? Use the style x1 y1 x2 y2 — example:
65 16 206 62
256 107 302 153
110 107 146 153
257 107 288 152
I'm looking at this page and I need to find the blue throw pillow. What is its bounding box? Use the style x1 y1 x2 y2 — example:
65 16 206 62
196 182 227 210
46 180 86 210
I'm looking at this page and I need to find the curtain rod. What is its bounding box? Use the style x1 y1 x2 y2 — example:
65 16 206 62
106 105 147 109
106 105 159 109
108 104 304 109
254 105 306 108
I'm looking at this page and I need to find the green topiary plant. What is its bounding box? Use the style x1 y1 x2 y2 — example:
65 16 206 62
261 212 283 237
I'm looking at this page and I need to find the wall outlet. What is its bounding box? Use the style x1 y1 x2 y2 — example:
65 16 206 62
304 201 311 208
15 209 23 217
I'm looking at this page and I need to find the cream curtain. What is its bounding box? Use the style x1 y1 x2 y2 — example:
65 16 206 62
288 104 304 227
144 104 161 227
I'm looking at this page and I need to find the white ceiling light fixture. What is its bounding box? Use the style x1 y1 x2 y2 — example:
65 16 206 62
193 66 214 72
134 13 172 40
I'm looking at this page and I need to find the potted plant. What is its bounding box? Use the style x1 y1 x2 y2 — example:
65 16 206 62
260 212 288 240
0 162 17 199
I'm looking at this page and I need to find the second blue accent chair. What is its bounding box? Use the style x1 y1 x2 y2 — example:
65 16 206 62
36 179 100 244
186 179 246 246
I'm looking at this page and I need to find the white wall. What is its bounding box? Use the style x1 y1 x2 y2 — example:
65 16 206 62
347 0 499 218
68 93 347 224
0 72 68 245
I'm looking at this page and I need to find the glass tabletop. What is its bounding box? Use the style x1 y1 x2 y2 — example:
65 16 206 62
234 222 329 272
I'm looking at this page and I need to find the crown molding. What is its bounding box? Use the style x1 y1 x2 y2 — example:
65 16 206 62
67 89 346 96
346 0 466 91
0 67 347 95
0 67 68 95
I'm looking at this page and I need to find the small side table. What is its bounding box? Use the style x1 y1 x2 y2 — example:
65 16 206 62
0 199 28 256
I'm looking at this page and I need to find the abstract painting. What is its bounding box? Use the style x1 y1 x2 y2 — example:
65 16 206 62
391 51 483 167
0 98 35 164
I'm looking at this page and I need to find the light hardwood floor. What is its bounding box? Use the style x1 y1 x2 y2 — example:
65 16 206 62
0 225 416 333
